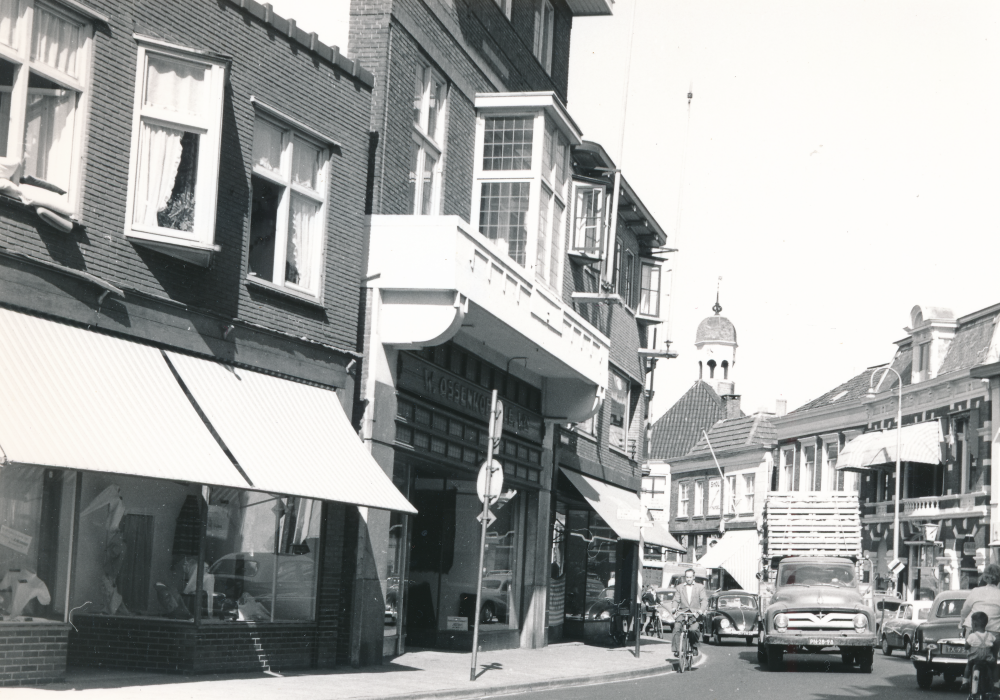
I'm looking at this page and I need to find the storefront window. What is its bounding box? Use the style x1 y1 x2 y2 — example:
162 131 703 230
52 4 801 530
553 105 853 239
385 466 410 634
0 466 74 621
408 473 522 635
564 509 617 619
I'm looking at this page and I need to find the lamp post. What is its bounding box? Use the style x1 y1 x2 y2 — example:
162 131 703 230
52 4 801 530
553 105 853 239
868 366 902 595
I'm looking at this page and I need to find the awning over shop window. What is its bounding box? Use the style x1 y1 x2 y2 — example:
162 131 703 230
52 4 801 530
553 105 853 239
696 529 759 591
165 351 416 513
0 308 251 489
836 422 943 470
560 468 685 552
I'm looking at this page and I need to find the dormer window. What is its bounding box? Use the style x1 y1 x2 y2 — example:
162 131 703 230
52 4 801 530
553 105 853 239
472 93 581 286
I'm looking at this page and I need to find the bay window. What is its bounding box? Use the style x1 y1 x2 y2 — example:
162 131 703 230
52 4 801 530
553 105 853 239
0 0 93 213
536 118 567 289
124 41 226 266
409 63 445 215
247 111 330 299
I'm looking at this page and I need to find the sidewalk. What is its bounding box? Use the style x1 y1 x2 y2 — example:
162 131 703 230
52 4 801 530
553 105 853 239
4 637 699 700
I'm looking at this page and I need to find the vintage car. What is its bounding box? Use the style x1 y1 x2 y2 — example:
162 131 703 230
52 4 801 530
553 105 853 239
911 589 972 689
757 556 877 673
654 588 676 632
703 590 759 645
881 599 932 658
873 593 903 636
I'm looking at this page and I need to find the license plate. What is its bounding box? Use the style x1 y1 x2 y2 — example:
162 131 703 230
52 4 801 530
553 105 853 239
808 638 839 646
941 644 965 655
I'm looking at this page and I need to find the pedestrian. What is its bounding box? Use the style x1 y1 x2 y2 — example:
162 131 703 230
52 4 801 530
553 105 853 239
962 611 995 689
960 564 1000 636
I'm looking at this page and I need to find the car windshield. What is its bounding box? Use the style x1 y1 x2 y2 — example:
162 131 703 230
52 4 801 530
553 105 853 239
877 600 901 612
936 599 965 618
718 595 756 609
657 591 675 603
599 588 615 600
777 562 855 587
917 608 930 620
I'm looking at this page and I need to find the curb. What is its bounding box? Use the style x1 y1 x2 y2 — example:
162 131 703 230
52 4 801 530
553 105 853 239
337 651 708 700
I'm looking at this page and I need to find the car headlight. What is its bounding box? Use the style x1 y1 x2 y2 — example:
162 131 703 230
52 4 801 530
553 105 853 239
720 618 731 629
853 613 867 631
773 613 788 631
598 610 611 620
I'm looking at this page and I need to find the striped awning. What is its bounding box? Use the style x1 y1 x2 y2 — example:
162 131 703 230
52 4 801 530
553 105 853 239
837 422 943 470
0 308 250 489
560 468 686 552
696 529 759 591
165 351 416 513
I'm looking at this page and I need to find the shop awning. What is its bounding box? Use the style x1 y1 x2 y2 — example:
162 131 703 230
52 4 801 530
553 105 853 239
836 422 943 470
164 351 416 513
696 529 759 591
0 308 251 489
560 468 686 552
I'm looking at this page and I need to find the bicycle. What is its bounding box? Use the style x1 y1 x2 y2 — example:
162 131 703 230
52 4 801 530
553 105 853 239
609 599 635 646
642 604 663 639
674 611 699 673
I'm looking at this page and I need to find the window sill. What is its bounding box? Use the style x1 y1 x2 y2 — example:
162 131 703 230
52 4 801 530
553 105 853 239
572 428 598 444
245 275 325 309
608 444 636 461
126 230 219 267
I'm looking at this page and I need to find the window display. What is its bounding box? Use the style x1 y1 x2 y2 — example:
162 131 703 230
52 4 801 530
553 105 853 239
0 466 73 621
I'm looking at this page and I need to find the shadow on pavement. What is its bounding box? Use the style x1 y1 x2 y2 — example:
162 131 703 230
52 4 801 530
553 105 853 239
474 662 504 680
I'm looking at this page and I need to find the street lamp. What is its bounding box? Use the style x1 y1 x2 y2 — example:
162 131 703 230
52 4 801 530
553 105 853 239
868 366 902 595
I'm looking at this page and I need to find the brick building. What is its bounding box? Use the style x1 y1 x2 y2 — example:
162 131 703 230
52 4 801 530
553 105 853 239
0 0 411 685
351 0 682 659
773 303 1000 602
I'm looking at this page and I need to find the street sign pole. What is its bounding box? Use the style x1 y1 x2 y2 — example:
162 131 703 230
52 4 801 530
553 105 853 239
636 519 644 660
471 390 502 681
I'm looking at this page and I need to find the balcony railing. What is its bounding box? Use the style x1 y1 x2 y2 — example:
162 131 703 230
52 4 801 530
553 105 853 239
866 489 990 520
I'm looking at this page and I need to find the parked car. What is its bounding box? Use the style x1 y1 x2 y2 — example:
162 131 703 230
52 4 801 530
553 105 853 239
911 589 972 689
703 590 759 645
584 587 618 622
207 552 316 620
654 588 676 632
874 593 903 636
881 600 932 658
479 574 511 623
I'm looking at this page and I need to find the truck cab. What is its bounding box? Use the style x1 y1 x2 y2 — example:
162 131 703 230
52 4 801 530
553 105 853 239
757 556 877 672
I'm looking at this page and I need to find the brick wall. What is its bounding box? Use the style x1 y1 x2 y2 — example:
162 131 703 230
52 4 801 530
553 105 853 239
0 623 70 687
317 501 348 668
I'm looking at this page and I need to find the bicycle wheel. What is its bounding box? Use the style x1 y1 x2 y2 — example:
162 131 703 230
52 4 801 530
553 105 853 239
610 614 628 646
677 632 689 673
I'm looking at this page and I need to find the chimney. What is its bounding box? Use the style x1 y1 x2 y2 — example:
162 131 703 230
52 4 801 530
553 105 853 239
775 399 787 417
722 394 741 420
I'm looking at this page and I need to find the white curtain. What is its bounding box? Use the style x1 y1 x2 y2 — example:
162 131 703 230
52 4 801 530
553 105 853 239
287 194 318 291
24 89 74 191
0 0 19 51
31 5 81 79
133 122 183 227
291 137 318 188
253 119 282 174
145 55 207 117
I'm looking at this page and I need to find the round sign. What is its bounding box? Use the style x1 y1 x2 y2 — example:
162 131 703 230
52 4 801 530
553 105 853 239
477 459 504 503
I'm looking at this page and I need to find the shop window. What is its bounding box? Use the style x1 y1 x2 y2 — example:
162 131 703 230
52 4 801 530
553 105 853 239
608 370 630 452
0 466 74 621
247 114 330 299
562 509 616 619
409 62 445 215
124 41 227 264
0 1 93 213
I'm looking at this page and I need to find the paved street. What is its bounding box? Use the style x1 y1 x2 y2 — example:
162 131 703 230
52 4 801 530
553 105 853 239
526 641 958 700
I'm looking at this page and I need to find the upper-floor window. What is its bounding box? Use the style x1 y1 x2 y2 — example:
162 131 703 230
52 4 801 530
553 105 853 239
572 184 604 256
0 0 93 213
694 480 704 516
708 477 721 515
494 0 512 19
639 260 661 317
780 446 795 491
824 440 839 492
533 0 554 74
124 41 226 265
724 474 736 515
608 369 630 452
742 473 755 513
247 113 330 299
536 118 567 289
678 482 690 517
611 239 635 307
410 63 445 215
802 444 816 492
643 475 666 497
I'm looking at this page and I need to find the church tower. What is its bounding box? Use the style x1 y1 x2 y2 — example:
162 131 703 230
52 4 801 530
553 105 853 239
694 291 737 396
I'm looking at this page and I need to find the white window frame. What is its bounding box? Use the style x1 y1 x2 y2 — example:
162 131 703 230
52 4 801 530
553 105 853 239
123 39 226 264
742 473 755 513
643 475 666 498
0 0 93 215
494 0 512 19
708 477 721 516
724 474 737 515
533 0 554 74
821 433 839 492
639 259 661 317
410 61 446 215
246 110 331 301
780 446 795 492
799 439 817 492
678 482 690 518
536 116 567 290
694 480 704 517
607 369 630 453
571 182 605 257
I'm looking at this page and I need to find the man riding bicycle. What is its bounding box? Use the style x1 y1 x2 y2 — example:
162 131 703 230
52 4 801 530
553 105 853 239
672 568 707 657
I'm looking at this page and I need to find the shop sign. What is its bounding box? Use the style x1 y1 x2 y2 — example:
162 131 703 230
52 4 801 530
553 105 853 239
399 354 542 442
0 525 31 554
446 616 468 631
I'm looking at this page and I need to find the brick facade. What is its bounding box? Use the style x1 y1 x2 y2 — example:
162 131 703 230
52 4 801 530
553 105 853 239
0 624 70 687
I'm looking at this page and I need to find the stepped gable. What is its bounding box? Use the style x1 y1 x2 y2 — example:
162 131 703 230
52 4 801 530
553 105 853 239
687 412 775 456
648 381 729 461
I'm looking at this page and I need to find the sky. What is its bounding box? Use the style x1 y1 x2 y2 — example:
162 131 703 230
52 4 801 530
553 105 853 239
268 0 1000 418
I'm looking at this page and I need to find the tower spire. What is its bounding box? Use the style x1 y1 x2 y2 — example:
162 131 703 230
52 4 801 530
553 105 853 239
713 276 722 315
